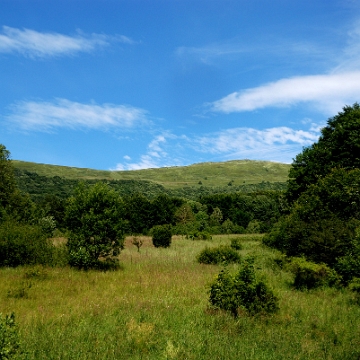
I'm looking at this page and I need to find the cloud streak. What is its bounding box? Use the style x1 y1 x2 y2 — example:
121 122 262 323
113 124 321 170
6 98 147 131
211 71 360 115
0 26 134 58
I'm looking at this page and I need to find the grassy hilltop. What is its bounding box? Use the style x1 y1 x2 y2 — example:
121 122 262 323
12 159 290 189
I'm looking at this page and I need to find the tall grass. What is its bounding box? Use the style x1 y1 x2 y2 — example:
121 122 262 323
1 234 360 359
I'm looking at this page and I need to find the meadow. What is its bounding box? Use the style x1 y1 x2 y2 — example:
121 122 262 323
1 234 360 359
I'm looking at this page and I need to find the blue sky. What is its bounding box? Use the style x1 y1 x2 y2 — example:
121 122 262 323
1 0 360 170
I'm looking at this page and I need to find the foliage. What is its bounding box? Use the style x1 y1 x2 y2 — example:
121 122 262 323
151 224 172 248
196 245 241 265
230 237 243 250
0 313 20 360
287 257 340 290
286 103 360 203
0 221 55 267
349 277 360 304
334 228 360 284
209 258 279 317
187 230 212 240
65 182 125 269
264 168 360 266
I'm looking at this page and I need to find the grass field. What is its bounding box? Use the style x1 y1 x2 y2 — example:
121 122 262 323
1 234 359 359
12 159 290 189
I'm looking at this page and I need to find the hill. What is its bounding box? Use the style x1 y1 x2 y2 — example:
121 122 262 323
12 159 290 189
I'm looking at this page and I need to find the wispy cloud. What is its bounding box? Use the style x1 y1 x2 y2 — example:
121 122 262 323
113 133 186 170
113 124 321 170
195 126 319 163
210 71 360 115
0 26 134 58
6 98 147 131
208 22 360 115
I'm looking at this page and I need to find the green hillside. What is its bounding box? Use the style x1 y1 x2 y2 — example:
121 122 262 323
12 159 291 189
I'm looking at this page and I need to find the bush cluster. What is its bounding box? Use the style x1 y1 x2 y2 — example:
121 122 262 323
197 245 241 265
0 221 55 267
288 257 340 290
151 224 172 248
209 258 279 317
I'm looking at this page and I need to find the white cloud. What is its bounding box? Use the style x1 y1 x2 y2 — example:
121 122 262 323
0 26 134 58
211 71 360 115
194 126 320 163
6 98 147 131
112 124 321 170
112 134 185 170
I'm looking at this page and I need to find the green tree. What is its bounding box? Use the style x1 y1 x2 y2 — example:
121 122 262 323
264 168 360 266
0 144 35 223
286 103 360 203
0 145 17 212
65 182 125 269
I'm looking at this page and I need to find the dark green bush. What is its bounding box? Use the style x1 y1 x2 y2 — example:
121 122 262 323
151 224 172 248
288 257 340 290
230 237 243 250
197 245 241 265
0 221 55 267
0 313 20 359
349 277 360 304
209 258 279 317
187 231 212 240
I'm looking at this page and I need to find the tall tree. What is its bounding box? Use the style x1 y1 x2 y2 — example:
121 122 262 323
286 103 360 203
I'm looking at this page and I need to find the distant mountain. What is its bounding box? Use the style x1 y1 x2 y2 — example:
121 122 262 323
12 159 290 189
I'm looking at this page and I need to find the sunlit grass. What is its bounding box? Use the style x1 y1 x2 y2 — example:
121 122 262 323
1 234 360 359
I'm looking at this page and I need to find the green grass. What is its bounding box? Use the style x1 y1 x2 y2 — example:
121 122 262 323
13 159 290 189
1 234 359 359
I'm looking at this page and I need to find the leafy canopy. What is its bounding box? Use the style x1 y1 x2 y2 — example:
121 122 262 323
65 182 125 269
286 103 360 203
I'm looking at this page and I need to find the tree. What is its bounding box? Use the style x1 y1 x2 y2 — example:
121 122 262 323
0 144 35 223
0 144 17 211
65 182 125 269
264 168 360 266
286 103 360 203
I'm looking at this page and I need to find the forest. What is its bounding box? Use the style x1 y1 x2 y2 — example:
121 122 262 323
1 104 360 359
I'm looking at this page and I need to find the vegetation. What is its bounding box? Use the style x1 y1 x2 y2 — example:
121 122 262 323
2 100 360 359
265 104 360 284
0 313 20 359
209 257 279 317
151 224 172 248
196 245 241 265
65 182 125 269
13 159 290 188
1 235 359 358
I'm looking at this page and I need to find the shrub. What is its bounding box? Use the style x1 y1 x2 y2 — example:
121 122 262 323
209 258 279 317
197 246 241 265
151 224 172 248
187 231 212 240
349 277 360 304
65 183 125 269
230 237 243 251
0 221 54 267
288 257 340 290
0 313 20 359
